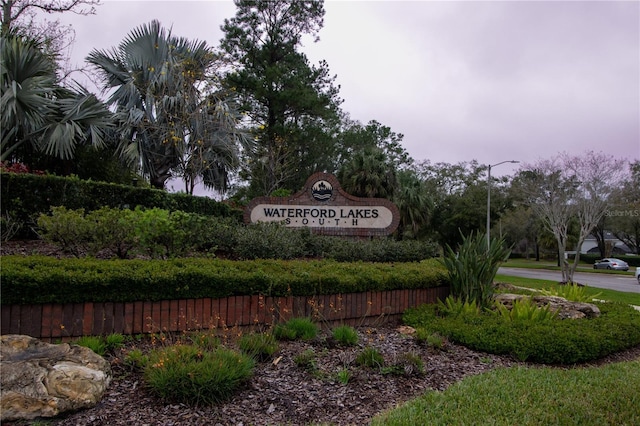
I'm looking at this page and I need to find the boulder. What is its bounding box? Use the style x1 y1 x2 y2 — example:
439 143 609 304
0 335 111 422
494 294 600 319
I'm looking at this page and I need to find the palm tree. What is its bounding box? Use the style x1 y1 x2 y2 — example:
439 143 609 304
393 170 432 239
1 32 112 164
87 20 249 191
337 148 397 199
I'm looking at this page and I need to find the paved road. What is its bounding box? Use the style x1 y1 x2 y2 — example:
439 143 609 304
498 267 640 294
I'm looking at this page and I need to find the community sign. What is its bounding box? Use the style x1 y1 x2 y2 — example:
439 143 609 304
243 172 400 237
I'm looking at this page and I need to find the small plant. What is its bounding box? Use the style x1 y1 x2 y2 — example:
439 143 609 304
105 333 125 353
492 297 558 323
437 295 480 318
75 335 107 356
540 283 602 303
273 317 319 341
188 331 220 351
293 348 318 372
355 347 385 369
336 368 351 384
124 348 149 370
397 352 425 376
415 330 446 350
382 352 424 376
238 332 279 361
144 345 255 405
1 212 22 242
332 325 359 346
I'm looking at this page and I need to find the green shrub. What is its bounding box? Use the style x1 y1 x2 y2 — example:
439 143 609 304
197 216 240 255
85 207 137 258
74 336 107 356
234 222 307 260
332 325 359 346
144 345 254 405
403 301 640 364
322 236 438 262
273 317 319 341
37 206 92 257
2 172 238 239
441 232 511 308
104 333 126 352
124 348 149 370
1 256 447 305
238 332 279 361
293 348 318 372
356 347 385 369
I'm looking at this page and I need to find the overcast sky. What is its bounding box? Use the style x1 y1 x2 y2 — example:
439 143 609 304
58 0 640 182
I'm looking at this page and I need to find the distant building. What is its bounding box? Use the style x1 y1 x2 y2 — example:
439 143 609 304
581 231 631 255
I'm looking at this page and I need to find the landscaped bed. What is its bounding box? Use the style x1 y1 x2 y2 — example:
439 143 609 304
5 321 639 426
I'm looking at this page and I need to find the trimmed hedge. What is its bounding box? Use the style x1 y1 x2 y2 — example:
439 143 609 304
1 256 448 305
0 172 240 238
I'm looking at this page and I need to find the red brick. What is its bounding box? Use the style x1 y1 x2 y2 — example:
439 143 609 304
123 303 134 335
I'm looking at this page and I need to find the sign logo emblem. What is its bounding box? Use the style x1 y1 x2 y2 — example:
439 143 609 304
311 180 333 201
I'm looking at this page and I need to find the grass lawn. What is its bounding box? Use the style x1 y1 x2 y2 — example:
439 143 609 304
504 258 637 277
371 276 640 426
494 274 640 306
372 360 640 426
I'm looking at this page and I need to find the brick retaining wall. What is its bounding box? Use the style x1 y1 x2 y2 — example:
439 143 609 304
1 287 449 340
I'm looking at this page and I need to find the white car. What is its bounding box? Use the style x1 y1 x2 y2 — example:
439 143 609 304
636 267 640 285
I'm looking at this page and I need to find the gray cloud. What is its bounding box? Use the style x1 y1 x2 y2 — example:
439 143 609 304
58 0 639 176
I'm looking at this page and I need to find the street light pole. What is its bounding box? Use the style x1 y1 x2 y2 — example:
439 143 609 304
487 160 519 251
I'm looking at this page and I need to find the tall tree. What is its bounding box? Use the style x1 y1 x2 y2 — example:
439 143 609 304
1 0 100 80
393 169 432 240
335 118 413 172
518 151 625 283
220 0 342 196
88 20 249 191
1 32 113 167
337 148 397 199
417 160 513 250
609 160 640 254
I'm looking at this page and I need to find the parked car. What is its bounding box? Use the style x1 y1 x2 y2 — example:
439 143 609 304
593 258 629 271
636 267 640 284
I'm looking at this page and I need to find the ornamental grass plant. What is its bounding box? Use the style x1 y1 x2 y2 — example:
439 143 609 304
441 232 510 308
273 317 319 341
144 345 255 405
331 325 359 346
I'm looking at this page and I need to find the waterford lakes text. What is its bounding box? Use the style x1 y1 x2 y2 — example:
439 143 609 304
250 204 394 228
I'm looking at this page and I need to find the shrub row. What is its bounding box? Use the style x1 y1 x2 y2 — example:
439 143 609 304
0 172 239 238
37 206 236 259
36 206 439 262
403 301 640 364
1 257 448 305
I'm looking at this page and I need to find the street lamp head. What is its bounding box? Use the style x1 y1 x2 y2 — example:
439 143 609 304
490 160 520 168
